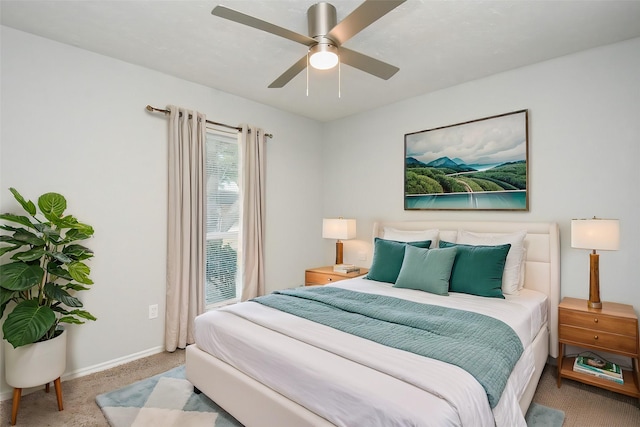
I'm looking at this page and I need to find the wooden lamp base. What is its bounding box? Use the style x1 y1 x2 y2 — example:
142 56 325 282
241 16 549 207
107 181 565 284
588 251 602 309
335 240 344 265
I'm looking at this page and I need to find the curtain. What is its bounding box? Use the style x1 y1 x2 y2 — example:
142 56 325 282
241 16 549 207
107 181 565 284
240 125 267 300
165 105 206 352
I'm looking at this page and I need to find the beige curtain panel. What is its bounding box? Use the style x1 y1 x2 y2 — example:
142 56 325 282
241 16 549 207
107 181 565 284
240 125 267 301
165 105 206 352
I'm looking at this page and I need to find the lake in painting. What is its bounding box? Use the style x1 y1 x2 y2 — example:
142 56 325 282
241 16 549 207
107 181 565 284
405 190 526 210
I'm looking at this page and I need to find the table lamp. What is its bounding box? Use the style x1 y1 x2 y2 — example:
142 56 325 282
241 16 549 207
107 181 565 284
322 218 356 265
571 218 620 309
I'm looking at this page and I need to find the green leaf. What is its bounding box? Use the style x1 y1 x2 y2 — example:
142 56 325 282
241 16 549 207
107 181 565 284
35 223 61 243
0 236 27 251
0 262 44 291
0 235 23 245
11 247 46 262
0 245 20 257
57 316 84 325
48 251 73 264
46 263 73 281
0 287 19 317
55 308 96 324
68 261 93 284
0 213 36 229
12 228 45 246
67 309 96 321
51 304 68 313
51 214 78 230
9 188 37 216
62 244 94 260
60 228 93 244
72 222 94 237
38 193 67 222
2 300 56 348
64 283 90 291
44 283 83 307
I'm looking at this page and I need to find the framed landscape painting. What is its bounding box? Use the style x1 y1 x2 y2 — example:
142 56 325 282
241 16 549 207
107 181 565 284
404 110 528 211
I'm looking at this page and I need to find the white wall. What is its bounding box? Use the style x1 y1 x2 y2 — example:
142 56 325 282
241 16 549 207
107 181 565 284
0 27 324 397
2 24 639 399
322 38 640 315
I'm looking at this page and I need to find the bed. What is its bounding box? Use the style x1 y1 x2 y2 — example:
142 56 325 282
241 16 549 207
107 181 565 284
186 220 560 426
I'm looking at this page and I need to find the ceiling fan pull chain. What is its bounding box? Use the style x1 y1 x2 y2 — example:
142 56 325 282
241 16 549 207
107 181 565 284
338 55 341 99
306 50 310 97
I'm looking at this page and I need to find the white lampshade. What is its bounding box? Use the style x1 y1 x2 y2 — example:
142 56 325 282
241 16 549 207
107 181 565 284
309 43 339 70
571 218 620 251
322 218 356 240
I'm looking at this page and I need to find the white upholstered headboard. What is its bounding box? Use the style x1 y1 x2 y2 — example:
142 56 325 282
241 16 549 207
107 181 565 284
372 220 560 357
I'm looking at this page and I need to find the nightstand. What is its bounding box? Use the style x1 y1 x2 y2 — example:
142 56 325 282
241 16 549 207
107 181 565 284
557 297 640 401
304 266 368 286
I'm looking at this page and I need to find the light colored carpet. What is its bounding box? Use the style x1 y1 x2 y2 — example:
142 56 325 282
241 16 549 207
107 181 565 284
533 363 640 427
96 365 563 427
3 353 639 426
1 350 185 427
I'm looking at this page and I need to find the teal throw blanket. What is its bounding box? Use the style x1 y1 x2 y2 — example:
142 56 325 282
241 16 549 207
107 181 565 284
252 286 523 408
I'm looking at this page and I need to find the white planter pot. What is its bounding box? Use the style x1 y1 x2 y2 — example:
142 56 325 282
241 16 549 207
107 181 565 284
4 329 67 389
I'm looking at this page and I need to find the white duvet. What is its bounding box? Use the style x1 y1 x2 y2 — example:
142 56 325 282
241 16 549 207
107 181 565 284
194 277 548 427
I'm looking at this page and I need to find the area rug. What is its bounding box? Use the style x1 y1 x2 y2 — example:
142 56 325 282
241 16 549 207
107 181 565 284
96 365 565 427
95 365 241 426
524 402 565 427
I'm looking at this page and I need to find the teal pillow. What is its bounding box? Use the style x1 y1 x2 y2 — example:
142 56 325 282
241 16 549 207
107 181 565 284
394 245 458 295
367 238 432 284
438 241 511 299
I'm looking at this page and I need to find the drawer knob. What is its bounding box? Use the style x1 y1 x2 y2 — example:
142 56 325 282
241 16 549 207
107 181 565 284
594 335 598 340
327 278 333 281
594 318 598 323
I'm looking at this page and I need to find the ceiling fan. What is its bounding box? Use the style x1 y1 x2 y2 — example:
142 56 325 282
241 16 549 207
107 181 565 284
212 0 406 88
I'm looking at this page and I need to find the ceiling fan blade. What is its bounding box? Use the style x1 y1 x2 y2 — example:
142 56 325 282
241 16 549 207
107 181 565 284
339 47 399 80
212 5 316 46
268 55 308 88
327 0 406 45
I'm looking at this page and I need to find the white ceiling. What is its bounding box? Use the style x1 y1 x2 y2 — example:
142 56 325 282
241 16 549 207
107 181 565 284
2 0 640 122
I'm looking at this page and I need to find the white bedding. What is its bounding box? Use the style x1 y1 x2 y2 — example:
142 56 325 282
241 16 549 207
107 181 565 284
194 277 548 427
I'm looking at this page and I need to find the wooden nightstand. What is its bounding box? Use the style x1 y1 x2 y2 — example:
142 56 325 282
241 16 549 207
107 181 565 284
557 297 640 400
304 266 368 286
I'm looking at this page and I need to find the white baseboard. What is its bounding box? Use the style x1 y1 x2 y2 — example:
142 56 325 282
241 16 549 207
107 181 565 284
0 345 165 401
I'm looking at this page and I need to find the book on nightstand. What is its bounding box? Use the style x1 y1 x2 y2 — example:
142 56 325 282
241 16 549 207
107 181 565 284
573 356 623 384
333 264 360 273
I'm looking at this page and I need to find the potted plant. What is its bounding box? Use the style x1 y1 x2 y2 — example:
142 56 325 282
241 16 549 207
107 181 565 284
0 187 96 422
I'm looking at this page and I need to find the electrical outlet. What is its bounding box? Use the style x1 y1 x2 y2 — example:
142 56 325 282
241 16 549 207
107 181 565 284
149 304 158 319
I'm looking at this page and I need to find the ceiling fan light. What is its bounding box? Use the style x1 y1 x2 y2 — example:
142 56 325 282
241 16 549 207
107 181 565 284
309 43 339 70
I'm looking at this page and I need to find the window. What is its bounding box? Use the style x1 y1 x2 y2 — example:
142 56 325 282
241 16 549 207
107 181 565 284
205 129 241 308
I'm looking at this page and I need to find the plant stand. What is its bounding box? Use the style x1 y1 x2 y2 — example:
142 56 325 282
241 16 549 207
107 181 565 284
10 379 64 426
4 330 67 425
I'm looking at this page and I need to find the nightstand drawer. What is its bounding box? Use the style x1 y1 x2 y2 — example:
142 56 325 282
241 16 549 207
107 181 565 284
304 266 369 286
305 271 344 285
559 324 638 355
560 309 637 336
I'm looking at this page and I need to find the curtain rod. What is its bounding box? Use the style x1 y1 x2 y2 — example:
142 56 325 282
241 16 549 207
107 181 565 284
145 105 273 138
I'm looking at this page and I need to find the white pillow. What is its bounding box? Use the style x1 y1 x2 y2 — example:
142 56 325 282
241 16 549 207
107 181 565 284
383 227 439 248
518 248 527 290
439 230 458 244
456 229 526 295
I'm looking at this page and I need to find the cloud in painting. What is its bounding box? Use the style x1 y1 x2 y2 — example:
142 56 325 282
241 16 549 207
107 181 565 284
406 111 526 165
